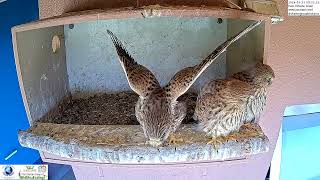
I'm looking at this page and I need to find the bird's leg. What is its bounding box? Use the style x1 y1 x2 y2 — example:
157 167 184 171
240 123 261 137
168 134 183 145
226 133 239 141
207 136 226 149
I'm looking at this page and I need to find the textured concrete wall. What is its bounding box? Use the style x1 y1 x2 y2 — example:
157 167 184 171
19 123 269 164
227 19 265 76
64 17 227 94
15 27 69 125
38 0 234 19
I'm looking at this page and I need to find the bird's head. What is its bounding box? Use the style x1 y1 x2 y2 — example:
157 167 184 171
249 62 275 87
136 94 187 146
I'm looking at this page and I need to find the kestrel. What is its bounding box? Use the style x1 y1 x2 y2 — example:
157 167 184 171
107 21 262 146
194 63 274 145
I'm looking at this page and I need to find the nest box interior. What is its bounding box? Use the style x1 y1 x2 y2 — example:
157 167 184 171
13 6 272 164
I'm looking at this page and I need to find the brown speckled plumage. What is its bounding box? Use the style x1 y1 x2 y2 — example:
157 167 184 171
194 63 275 138
107 21 262 146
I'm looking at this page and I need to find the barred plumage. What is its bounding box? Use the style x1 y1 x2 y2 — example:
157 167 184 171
106 21 261 146
194 63 274 139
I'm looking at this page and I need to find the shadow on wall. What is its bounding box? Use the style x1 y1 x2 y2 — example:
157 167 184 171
0 0 40 163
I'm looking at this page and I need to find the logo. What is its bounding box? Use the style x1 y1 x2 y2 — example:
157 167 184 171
38 165 47 173
3 165 14 176
25 165 34 170
0 165 48 179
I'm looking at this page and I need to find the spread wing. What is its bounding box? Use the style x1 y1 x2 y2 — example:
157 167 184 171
164 20 262 101
107 30 161 98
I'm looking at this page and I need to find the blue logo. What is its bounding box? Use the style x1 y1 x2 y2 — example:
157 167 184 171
3 165 14 176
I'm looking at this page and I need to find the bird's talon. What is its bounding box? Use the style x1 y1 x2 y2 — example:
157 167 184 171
168 134 183 145
207 136 225 149
227 133 238 141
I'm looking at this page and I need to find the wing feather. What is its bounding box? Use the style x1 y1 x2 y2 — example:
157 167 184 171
107 30 161 97
165 21 262 100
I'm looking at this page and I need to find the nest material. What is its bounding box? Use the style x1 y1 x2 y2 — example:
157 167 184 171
39 91 198 125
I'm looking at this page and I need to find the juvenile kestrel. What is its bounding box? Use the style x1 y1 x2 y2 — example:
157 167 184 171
194 63 274 144
107 21 262 146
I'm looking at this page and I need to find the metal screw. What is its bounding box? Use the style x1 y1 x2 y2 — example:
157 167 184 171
69 24 74 29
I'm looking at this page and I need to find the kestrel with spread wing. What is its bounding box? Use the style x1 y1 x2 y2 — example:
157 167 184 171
107 21 262 146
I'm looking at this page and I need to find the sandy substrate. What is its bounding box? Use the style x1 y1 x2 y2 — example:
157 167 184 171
39 91 198 125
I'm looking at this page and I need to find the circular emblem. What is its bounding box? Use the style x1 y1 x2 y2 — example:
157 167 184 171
38 165 47 173
3 165 14 176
